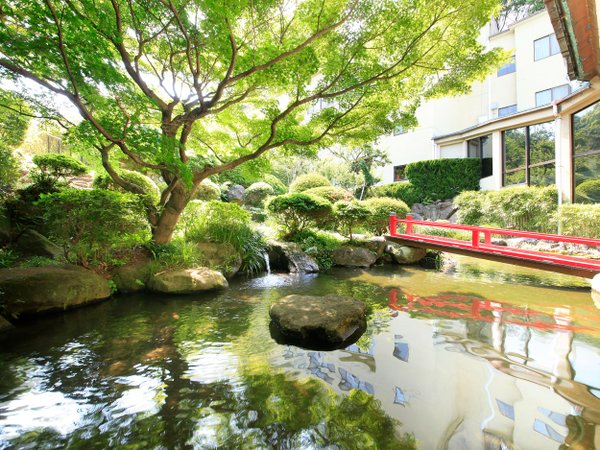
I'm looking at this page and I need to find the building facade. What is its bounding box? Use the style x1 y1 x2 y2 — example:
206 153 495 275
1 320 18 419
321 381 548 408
379 5 600 204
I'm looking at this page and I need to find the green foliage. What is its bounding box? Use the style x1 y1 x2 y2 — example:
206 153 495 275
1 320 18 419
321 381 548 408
263 174 287 195
363 197 410 235
0 146 20 195
557 204 600 238
0 88 31 148
290 229 343 271
575 179 600 204
405 158 481 202
181 201 266 274
195 179 221 201
304 186 354 203
334 200 370 240
31 154 88 190
289 173 331 193
369 182 421 206
455 186 558 232
267 193 333 236
147 238 207 270
37 189 150 265
244 181 275 206
93 170 160 205
18 256 62 268
0 248 18 268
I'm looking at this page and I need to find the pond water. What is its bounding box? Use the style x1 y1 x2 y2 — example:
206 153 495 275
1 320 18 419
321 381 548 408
1 257 599 449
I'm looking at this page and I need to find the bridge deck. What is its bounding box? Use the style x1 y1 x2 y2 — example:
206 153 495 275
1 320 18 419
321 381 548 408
386 215 600 279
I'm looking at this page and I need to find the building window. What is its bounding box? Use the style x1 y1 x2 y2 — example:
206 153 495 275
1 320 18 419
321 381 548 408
534 34 560 61
535 84 571 106
467 135 493 178
497 55 516 76
393 126 407 136
503 122 555 187
573 101 600 203
393 165 407 182
498 104 517 117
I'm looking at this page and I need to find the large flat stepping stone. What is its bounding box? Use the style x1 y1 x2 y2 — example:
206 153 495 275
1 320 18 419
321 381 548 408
269 294 367 349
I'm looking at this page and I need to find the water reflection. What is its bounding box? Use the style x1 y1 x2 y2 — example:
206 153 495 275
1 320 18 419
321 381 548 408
0 263 598 449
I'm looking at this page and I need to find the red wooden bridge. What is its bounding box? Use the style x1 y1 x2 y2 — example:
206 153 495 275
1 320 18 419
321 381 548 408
386 214 600 278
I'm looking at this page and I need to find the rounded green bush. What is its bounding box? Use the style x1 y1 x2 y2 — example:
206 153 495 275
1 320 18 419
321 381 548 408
304 186 354 203
334 200 370 239
454 190 485 225
362 197 409 235
244 181 275 206
289 173 331 193
93 170 160 204
575 179 600 204
195 179 221 201
32 154 88 180
263 174 287 195
267 193 333 236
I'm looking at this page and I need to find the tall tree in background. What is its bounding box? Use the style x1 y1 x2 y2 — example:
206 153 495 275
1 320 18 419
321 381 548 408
493 0 545 32
0 0 502 243
0 88 32 148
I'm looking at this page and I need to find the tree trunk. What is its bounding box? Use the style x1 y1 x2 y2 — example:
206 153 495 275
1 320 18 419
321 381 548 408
152 186 190 244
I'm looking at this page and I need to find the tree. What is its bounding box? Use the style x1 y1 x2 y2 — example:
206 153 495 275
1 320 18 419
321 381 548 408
329 144 390 198
0 88 32 148
493 0 545 32
0 0 502 243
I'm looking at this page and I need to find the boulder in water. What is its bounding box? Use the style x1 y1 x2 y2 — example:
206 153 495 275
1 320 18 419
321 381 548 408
196 242 242 278
385 242 426 265
267 241 319 273
269 294 367 349
332 246 377 268
148 268 228 294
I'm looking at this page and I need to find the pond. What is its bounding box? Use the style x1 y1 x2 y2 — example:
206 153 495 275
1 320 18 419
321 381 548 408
0 257 599 449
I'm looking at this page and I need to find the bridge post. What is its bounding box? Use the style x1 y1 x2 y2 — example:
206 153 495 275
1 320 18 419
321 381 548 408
472 230 480 248
405 214 413 234
483 231 491 245
390 213 397 235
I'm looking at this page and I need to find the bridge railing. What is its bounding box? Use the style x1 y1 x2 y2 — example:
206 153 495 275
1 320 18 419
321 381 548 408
389 214 600 249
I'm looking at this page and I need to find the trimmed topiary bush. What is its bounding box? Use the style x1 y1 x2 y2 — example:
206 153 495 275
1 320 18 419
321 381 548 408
363 197 409 235
244 181 275 206
263 174 287 195
195 179 221 201
304 185 354 203
267 193 333 236
575 179 600 204
93 170 160 205
289 173 331 193
369 182 421 206
31 154 88 186
405 158 481 202
334 200 370 240
454 190 486 225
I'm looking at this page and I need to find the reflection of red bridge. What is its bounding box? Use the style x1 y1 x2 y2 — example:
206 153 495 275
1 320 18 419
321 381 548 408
388 289 594 333
386 215 600 278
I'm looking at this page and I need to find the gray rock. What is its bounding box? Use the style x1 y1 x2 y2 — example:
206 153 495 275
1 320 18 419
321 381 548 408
385 242 426 264
226 184 245 204
0 265 111 318
332 246 377 268
355 236 386 258
269 294 367 348
14 229 62 258
148 268 228 294
0 315 14 332
267 241 319 273
197 242 242 278
111 256 153 293
412 200 457 222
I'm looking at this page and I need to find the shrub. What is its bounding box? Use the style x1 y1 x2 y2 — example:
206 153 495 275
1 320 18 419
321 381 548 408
369 182 421 206
575 179 600 204
263 174 287 195
290 229 343 271
147 238 207 270
37 189 150 266
244 181 275 206
93 170 160 205
0 146 19 196
454 190 486 225
181 200 266 273
195 179 221 201
363 197 409 235
405 158 480 202
289 173 331 193
32 154 88 185
266 193 333 236
557 204 600 238
334 200 370 240
304 186 354 203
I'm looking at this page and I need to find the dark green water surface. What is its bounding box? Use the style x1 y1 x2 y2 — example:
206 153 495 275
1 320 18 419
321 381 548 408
1 258 599 449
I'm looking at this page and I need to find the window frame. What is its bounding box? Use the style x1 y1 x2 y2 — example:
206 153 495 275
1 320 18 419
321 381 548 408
534 34 560 61
498 104 517 118
571 100 600 200
467 134 493 179
497 55 516 77
535 84 571 107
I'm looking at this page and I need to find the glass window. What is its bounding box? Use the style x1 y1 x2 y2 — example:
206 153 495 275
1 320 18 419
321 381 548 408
573 101 600 203
394 165 407 182
535 89 552 106
535 84 570 107
498 104 517 117
467 135 493 179
534 34 560 61
552 84 570 101
497 56 516 77
503 122 555 187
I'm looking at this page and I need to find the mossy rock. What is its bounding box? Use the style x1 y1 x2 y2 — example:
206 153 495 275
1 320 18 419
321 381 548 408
148 268 228 294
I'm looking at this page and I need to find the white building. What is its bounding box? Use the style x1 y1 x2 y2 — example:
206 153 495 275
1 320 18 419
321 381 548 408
380 2 600 203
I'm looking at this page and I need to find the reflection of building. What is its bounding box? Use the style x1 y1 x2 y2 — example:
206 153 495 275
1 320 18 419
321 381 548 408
278 292 600 449
380 2 600 203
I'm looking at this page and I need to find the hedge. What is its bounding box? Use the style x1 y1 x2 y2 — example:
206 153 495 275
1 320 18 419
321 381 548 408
558 204 600 238
575 179 600 204
369 182 421 206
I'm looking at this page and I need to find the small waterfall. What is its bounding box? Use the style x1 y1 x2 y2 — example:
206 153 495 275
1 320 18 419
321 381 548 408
263 252 271 274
